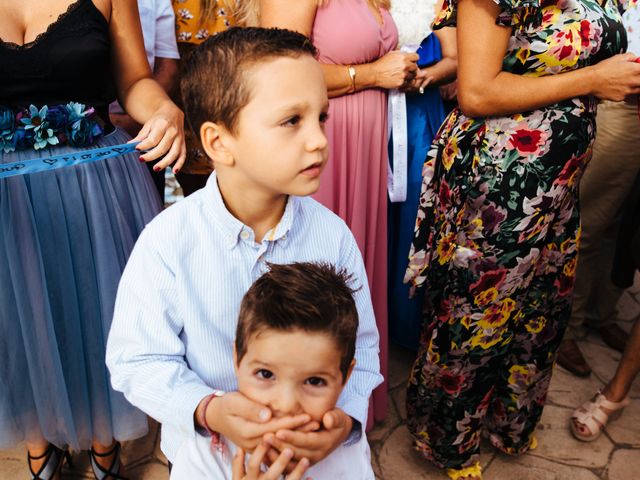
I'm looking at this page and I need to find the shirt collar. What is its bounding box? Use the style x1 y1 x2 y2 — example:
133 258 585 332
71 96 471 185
204 172 299 249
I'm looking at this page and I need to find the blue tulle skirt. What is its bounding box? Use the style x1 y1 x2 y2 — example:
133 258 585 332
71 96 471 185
388 34 448 350
0 128 161 449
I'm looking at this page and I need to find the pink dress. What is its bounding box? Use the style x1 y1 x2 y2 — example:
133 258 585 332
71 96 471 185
312 0 398 423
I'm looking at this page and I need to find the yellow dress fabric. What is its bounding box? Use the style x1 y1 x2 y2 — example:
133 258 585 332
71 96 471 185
172 0 237 44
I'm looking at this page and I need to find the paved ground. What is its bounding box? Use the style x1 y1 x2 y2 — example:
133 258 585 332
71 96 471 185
1 177 638 479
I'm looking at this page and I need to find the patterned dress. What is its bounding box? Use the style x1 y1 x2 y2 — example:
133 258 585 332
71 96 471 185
172 0 236 44
404 0 630 470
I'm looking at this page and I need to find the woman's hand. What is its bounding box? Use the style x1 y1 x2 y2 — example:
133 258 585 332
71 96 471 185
130 102 186 173
402 69 434 93
590 53 640 101
371 51 419 90
440 81 458 101
200 392 312 453
232 442 310 480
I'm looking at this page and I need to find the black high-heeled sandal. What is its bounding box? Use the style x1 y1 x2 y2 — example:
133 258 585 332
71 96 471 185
27 444 73 480
89 441 128 480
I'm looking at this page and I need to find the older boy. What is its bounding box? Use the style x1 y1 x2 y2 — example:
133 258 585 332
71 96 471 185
171 262 375 479
106 27 381 471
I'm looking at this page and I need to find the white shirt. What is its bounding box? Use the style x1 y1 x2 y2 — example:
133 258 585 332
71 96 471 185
106 173 383 462
624 3 640 56
170 431 375 479
138 0 180 70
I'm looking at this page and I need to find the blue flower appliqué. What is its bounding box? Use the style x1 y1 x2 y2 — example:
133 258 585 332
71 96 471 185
0 102 105 153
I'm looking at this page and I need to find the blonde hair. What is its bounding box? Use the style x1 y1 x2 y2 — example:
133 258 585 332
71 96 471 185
236 0 391 28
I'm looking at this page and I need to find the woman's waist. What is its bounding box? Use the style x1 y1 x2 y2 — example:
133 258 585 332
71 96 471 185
446 96 597 132
0 102 113 154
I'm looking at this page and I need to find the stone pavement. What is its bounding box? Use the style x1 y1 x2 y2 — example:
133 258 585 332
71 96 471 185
1 178 638 479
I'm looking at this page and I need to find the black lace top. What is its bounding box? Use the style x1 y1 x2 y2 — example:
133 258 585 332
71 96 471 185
0 0 116 122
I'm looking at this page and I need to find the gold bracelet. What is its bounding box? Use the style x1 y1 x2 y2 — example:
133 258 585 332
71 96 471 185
347 65 356 93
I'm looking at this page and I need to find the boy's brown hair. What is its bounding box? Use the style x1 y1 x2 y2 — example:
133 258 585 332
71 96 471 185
235 263 359 382
180 27 317 136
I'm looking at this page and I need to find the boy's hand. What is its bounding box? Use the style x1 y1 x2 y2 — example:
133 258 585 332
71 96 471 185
202 392 312 452
264 408 353 466
232 442 310 480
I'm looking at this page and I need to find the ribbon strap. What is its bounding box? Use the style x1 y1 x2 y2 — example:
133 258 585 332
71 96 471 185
387 89 408 203
387 44 420 203
0 142 139 179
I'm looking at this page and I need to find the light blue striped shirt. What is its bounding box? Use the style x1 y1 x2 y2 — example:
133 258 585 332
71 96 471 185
106 173 383 462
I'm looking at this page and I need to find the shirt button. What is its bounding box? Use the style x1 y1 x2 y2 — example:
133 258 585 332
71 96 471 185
240 231 250 240
282 234 287 240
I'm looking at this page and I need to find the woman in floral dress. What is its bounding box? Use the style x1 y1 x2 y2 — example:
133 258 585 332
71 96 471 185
403 0 640 477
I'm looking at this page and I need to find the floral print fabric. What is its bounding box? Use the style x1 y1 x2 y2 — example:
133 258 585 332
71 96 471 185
172 0 236 44
404 0 628 470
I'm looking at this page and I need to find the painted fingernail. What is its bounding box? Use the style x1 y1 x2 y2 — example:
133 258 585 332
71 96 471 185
153 166 161 172
259 409 270 421
173 168 180 174
139 156 145 162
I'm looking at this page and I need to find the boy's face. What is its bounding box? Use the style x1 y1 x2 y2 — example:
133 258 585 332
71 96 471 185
235 329 351 422
220 55 330 197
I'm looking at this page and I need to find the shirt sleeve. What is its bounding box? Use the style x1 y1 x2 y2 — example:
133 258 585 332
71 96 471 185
154 0 180 59
433 0 542 31
106 226 213 438
334 229 384 430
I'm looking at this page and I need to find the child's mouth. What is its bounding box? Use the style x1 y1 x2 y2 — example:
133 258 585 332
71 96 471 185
300 162 323 177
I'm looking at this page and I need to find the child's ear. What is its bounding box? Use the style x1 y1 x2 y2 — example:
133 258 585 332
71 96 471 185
200 121 234 167
343 359 356 384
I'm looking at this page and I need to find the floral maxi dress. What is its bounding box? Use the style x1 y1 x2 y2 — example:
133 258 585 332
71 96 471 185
403 0 631 470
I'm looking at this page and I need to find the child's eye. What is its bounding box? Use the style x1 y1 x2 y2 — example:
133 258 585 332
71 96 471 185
305 376 327 387
319 112 329 123
282 115 301 127
256 369 274 380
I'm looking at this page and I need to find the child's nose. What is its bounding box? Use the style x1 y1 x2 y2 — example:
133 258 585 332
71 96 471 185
270 389 303 417
306 123 328 152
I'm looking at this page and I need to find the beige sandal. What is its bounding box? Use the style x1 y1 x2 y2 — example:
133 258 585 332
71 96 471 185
570 391 630 442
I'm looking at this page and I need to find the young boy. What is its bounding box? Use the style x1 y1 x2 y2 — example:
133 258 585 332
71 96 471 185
170 262 375 478
106 27 382 474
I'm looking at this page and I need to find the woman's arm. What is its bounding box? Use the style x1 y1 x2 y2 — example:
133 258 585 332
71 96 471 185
408 26 458 92
457 0 640 117
109 0 185 170
322 53 419 98
428 27 457 86
259 0 319 35
259 0 418 97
